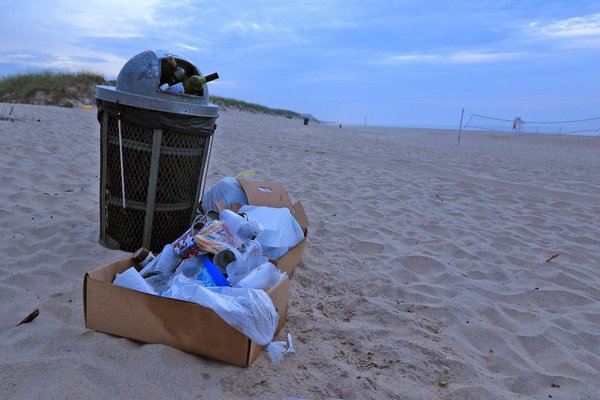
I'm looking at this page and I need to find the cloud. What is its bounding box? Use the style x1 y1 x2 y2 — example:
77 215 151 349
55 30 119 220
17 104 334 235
175 43 202 52
56 0 165 38
381 51 522 65
209 80 240 89
526 13 600 38
220 17 301 45
222 20 271 34
0 50 128 76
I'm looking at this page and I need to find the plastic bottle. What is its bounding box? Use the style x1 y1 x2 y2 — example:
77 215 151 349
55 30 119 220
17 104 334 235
200 255 230 286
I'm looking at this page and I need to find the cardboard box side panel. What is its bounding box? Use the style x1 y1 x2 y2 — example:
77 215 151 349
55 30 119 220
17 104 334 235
246 277 290 364
83 273 89 325
153 295 252 367
269 276 289 333
247 342 265 365
291 201 309 229
85 277 251 366
271 238 307 276
85 260 291 367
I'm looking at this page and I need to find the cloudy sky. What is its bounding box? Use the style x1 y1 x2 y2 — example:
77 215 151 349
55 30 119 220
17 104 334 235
1 0 599 128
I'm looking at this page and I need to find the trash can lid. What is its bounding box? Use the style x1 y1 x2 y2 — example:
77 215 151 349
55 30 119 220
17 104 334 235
96 50 218 118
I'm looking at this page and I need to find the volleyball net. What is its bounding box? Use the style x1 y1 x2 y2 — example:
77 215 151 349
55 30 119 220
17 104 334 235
461 111 600 135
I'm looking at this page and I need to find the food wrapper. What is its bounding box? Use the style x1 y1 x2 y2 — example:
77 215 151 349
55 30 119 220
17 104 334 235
193 220 238 254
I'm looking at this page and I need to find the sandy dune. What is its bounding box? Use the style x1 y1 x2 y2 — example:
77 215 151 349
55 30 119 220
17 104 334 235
1 103 599 399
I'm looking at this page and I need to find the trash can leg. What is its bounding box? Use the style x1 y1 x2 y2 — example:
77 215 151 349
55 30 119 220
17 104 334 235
143 128 163 248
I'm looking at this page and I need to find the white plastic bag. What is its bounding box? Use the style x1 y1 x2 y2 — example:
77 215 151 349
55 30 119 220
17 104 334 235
113 267 156 295
238 205 304 259
201 177 248 215
165 274 278 345
235 262 286 290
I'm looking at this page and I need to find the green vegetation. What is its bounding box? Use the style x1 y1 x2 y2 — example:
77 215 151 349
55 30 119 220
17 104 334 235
0 71 108 107
0 71 307 120
209 95 302 119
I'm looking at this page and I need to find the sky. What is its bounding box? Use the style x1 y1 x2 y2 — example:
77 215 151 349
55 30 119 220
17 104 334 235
1 0 600 130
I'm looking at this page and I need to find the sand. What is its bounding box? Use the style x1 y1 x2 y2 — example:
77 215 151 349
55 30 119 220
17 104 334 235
0 102 599 400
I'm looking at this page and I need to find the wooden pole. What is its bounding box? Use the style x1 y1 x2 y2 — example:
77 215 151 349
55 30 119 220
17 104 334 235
457 108 465 144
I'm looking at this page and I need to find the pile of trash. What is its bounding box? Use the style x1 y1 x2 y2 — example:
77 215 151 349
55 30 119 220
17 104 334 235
112 176 305 362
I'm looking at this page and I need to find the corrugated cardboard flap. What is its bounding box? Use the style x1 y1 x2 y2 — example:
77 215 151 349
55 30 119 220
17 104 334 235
237 177 293 211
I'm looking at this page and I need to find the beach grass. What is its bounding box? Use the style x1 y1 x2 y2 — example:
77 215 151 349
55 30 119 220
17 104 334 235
0 71 108 107
209 95 302 119
0 71 306 118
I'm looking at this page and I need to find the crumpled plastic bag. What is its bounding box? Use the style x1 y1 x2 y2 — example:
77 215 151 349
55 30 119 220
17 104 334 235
165 274 278 345
201 177 248 215
265 341 288 365
238 205 304 259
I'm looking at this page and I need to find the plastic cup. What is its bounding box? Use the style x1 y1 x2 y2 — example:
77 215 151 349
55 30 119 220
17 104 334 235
235 262 284 290
220 209 263 242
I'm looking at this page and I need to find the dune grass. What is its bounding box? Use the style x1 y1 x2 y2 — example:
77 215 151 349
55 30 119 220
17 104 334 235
0 71 109 107
209 95 302 119
0 71 307 119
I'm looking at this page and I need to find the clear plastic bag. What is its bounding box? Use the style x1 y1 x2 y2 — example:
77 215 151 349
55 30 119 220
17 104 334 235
265 341 287 365
175 255 216 287
201 177 249 215
144 273 174 294
165 274 278 345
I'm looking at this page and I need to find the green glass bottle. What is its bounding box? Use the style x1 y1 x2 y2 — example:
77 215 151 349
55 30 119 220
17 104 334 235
182 73 219 95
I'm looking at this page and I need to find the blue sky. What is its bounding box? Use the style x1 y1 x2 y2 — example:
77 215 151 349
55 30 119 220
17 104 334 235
1 1 599 129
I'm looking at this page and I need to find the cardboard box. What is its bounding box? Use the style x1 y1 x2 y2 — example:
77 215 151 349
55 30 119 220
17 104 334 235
83 257 289 367
213 177 309 276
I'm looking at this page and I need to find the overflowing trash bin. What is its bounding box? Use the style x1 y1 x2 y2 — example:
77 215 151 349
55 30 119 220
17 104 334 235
84 175 308 366
95 50 219 252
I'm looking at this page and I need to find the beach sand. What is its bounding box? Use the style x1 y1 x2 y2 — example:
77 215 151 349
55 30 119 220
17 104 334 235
1 103 599 399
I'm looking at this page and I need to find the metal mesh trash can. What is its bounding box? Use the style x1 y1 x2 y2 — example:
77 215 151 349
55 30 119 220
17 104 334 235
96 50 218 253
